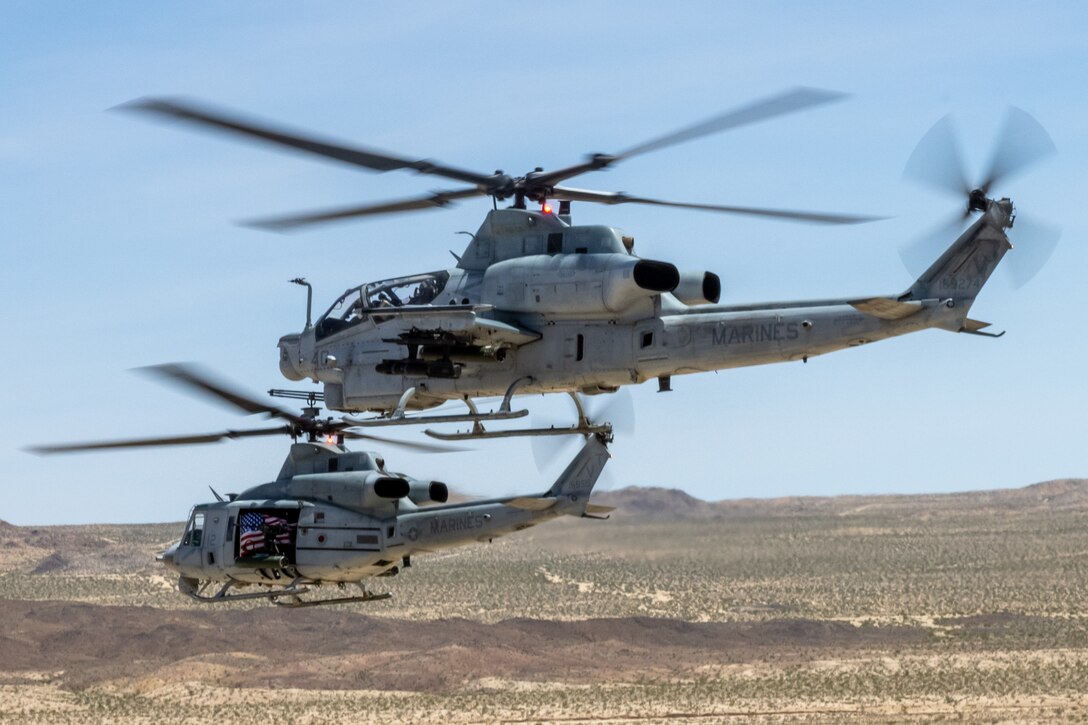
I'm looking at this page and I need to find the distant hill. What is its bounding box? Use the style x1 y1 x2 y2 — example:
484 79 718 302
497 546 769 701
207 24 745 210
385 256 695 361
590 478 1088 520
590 486 713 519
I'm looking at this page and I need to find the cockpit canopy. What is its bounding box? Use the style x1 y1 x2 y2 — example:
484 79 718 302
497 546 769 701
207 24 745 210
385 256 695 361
316 271 449 340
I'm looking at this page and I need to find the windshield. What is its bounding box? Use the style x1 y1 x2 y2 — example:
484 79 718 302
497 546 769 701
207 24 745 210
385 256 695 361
316 271 449 339
181 511 205 547
364 271 448 308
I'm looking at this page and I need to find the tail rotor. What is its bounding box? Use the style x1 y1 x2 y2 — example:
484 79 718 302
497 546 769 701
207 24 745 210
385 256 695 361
531 389 635 489
900 107 1059 288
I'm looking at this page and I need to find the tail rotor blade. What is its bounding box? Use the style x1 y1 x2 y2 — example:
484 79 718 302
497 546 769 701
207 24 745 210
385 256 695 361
530 389 634 476
586 388 636 438
898 210 968 278
979 107 1057 194
530 431 576 474
903 115 970 197
585 391 633 492
1005 214 1062 289
529 401 581 473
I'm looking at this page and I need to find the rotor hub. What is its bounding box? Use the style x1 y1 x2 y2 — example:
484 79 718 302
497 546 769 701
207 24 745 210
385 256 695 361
967 188 988 213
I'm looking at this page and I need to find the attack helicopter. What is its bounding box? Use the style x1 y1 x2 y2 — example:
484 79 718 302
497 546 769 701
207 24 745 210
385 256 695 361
28 364 614 607
121 91 1058 441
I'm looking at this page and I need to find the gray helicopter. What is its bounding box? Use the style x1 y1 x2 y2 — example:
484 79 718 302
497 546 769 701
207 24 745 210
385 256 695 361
122 92 1058 440
28 364 613 607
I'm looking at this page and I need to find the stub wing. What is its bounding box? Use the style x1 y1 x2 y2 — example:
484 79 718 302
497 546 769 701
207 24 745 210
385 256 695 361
381 306 541 348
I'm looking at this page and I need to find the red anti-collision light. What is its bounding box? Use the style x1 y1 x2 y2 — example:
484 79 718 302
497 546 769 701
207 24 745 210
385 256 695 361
542 203 553 214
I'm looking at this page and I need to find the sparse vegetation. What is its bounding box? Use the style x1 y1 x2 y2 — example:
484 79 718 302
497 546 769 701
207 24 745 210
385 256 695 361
2 482 1088 722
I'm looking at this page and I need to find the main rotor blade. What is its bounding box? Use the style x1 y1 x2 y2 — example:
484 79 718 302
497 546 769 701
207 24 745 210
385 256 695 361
342 430 468 454
616 87 848 161
26 426 290 455
550 186 886 225
532 87 848 188
979 106 1056 195
242 187 485 231
903 115 971 198
118 97 496 186
138 363 302 424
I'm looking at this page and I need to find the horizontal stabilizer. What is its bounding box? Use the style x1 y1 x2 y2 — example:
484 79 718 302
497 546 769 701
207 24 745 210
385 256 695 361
506 496 558 511
585 503 616 515
958 318 1005 337
850 297 924 320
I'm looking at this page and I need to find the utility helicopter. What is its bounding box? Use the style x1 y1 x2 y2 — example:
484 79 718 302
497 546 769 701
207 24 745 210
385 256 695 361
122 90 1058 441
28 364 614 608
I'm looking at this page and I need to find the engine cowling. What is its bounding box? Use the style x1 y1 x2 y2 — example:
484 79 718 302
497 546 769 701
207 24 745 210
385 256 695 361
408 480 449 504
373 476 411 499
481 253 680 315
608 260 680 311
672 271 721 306
286 471 410 510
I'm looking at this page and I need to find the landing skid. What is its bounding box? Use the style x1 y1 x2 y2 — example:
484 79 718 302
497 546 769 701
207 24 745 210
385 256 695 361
271 591 392 608
425 422 612 441
425 391 613 442
343 377 533 428
341 378 541 428
345 408 527 427
178 576 391 608
341 381 616 442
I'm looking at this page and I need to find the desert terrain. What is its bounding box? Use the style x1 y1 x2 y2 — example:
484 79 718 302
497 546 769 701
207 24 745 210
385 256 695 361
3 480 1088 723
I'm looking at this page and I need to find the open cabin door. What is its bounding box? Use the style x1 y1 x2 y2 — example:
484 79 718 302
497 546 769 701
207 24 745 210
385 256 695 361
234 507 301 568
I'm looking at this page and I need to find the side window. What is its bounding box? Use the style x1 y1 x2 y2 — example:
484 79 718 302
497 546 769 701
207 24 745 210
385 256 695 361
547 233 563 255
183 513 205 547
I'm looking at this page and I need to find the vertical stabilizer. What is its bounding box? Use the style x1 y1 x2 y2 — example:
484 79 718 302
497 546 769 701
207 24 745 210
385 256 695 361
904 200 1013 324
544 436 611 512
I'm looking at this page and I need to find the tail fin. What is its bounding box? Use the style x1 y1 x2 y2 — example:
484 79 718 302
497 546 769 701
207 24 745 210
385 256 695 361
543 436 611 513
904 201 1013 316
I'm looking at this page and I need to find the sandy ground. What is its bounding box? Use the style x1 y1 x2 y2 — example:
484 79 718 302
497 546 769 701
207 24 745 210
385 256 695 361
3 480 1088 722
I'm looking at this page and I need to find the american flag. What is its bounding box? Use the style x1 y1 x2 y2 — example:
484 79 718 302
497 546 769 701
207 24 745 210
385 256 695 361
239 512 292 556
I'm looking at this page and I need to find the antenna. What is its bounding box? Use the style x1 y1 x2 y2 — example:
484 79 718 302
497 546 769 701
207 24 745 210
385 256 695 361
289 278 313 329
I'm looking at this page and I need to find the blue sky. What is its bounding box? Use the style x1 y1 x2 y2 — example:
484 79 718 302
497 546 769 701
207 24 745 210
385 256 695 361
2 3 1085 524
